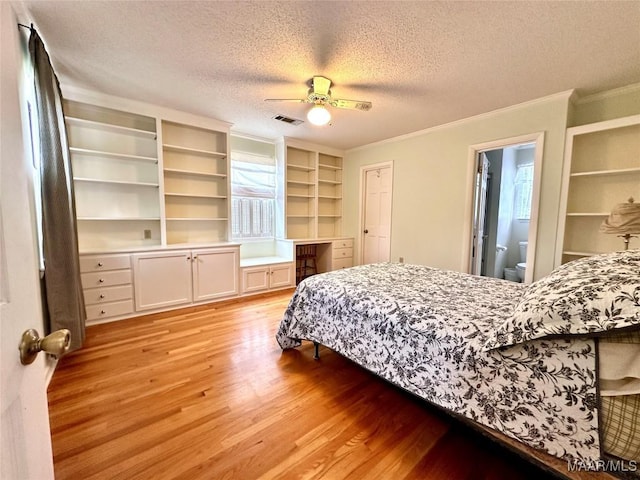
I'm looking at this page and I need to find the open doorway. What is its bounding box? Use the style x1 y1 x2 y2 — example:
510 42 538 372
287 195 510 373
469 133 544 284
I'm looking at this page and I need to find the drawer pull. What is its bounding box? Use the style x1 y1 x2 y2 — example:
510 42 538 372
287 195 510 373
100 294 105 299
97 262 103 267
99 278 104 283
100 310 106 315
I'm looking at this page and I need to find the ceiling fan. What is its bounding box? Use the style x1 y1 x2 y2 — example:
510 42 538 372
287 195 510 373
265 76 372 126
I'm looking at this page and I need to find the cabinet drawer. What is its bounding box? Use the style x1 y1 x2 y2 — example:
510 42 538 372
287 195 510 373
81 270 132 288
83 284 132 306
85 299 134 321
333 239 353 249
333 258 353 270
332 247 353 259
80 254 131 272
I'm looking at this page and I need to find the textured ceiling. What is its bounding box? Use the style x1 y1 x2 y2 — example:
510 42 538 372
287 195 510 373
11 0 640 150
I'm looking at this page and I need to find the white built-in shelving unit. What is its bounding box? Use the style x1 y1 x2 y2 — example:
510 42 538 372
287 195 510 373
556 114 640 265
317 153 343 238
63 93 355 324
64 98 231 251
65 100 162 250
285 146 317 239
161 121 229 244
277 139 344 240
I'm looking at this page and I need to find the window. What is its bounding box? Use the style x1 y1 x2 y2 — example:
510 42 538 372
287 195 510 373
22 44 45 273
230 150 276 239
514 162 533 220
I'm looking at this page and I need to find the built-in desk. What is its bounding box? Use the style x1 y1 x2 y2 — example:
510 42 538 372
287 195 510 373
291 238 354 284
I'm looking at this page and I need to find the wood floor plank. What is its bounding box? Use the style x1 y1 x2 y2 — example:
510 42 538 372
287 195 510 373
49 290 608 479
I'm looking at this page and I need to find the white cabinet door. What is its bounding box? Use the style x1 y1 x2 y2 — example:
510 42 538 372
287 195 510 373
132 251 192 311
241 266 270 294
269 263 294 289
192 247 239 302
242 262 294 295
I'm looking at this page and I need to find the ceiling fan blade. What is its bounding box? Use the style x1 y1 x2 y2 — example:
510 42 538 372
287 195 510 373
330 99 373 111
312 76 332 96
264 98 307 103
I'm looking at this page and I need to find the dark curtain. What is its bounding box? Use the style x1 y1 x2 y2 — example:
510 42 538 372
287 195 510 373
29 29 85 351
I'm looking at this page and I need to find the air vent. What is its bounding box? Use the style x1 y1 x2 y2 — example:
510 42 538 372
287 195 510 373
272 114 303 126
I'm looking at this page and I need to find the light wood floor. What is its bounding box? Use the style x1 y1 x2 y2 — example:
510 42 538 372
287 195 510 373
48 290 552 479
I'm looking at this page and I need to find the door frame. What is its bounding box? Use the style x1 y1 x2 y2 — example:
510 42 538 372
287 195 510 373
358 160 394 265
463 132 545 283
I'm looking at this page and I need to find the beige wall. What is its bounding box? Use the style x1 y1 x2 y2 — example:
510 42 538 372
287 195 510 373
343 93 572 280
570 83 640 126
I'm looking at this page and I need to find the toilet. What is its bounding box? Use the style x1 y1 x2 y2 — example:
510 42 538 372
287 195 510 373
516 241 527 282
495 244 508 279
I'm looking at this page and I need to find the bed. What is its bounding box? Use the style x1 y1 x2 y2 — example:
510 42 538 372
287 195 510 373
276 249 640 472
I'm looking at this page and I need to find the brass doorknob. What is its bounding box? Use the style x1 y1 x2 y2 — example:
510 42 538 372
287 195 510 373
19 329 71 365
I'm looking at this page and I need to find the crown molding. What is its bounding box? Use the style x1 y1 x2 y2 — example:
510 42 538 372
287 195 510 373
574 82 640 105
347 90 575 153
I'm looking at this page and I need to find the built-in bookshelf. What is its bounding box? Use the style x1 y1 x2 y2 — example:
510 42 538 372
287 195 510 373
278 139 344 240
556 114 640 265
65 97 232 251
162 121 229 244
317 153 343 238
64 100 161 250
286 147 317 239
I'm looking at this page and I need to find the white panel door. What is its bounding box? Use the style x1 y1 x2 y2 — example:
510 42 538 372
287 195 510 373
362 165 392 264
192 247 239 302
1 3 54 476
132 251 192 311
0 151 55 480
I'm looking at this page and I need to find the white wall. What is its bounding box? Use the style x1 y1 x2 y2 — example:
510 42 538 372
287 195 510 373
497 147 516 267
343 93 572 280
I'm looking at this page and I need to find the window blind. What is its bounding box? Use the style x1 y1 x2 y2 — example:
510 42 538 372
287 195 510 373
230 150 276 239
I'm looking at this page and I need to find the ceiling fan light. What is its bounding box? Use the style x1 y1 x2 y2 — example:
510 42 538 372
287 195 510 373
307 104 331 126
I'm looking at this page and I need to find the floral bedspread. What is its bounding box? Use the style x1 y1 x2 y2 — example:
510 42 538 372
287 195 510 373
276 263 599 462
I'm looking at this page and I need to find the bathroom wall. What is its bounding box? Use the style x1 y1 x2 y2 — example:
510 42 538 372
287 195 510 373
507 146 535 267
498 147 518 267
484 150 503 277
